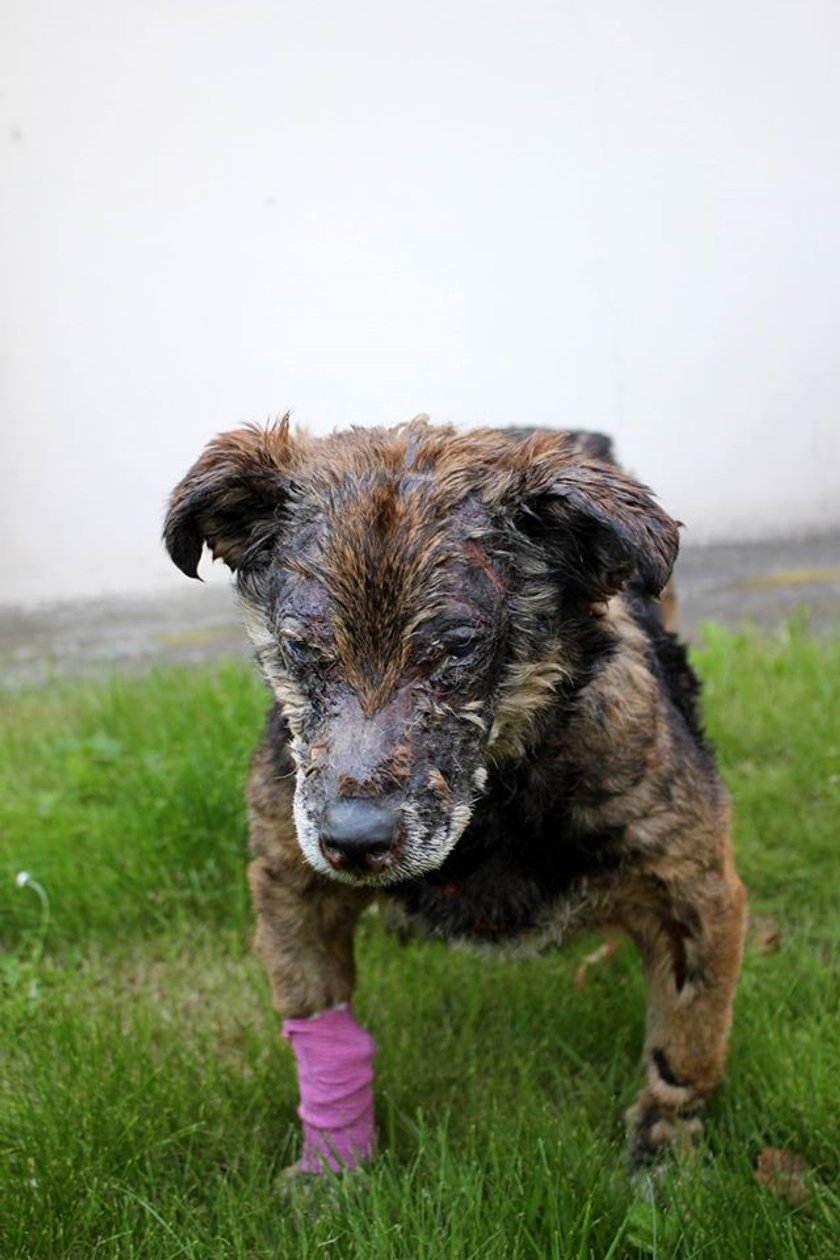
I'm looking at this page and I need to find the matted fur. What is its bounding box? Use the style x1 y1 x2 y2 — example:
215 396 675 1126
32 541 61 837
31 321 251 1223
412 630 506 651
165 416 746 1165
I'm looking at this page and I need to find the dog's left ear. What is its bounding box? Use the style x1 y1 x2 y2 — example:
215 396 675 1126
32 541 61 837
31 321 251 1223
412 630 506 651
164 417 297 578
516 456 680 599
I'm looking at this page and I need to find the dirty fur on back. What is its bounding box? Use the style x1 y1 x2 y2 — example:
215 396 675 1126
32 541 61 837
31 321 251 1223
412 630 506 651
164 415 746 1166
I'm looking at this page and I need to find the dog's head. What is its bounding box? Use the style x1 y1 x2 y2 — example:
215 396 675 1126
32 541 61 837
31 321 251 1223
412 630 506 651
164 418 678 887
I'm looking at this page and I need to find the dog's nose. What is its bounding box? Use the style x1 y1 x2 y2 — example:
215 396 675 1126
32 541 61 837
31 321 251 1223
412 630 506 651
320 799 400 874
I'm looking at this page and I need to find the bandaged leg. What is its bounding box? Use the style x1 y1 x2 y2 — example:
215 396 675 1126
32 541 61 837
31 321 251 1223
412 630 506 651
282 1004 377 1173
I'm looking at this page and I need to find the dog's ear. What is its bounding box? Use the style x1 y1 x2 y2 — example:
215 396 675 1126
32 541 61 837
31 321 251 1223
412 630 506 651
164 417 296 578
516 452 680 599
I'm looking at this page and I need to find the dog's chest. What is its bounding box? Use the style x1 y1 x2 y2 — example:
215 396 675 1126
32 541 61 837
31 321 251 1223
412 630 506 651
385 851 547 944
383 797 625 946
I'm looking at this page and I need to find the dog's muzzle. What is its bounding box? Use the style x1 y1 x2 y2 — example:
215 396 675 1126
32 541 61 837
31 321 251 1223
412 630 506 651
319 797 402 877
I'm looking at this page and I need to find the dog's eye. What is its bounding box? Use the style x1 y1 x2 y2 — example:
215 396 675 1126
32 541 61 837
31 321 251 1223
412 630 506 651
279 626 327 671
441 629 479 664
279 633 310 668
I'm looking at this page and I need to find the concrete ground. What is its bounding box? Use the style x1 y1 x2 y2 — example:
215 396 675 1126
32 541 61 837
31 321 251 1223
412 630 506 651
1 533 837 690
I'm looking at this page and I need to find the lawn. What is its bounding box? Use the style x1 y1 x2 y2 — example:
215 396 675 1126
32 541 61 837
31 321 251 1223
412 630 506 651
1 624 839 1259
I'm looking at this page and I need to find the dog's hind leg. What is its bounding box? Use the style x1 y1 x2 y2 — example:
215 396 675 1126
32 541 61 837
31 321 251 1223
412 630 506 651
623 847 747 1166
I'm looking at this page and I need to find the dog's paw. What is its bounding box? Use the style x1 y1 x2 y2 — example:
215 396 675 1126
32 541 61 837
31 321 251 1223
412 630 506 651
625 1089 704 1170
277 1162 340 1206
277 1158 371 1206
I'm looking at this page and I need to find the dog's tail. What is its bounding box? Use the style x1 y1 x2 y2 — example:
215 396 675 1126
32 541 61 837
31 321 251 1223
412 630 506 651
561 429 616 464
500 426 615 465
657 579 679 634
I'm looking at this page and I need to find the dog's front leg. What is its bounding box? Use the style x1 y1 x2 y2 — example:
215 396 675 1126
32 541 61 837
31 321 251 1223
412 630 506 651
623 850 747 1166
247 853 375 1174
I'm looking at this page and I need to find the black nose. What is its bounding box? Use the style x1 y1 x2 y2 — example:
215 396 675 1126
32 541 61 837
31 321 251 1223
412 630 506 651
320 799 400 874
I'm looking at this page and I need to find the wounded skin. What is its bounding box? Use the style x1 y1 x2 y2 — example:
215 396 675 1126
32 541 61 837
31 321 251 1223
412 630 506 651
165 417 747 1169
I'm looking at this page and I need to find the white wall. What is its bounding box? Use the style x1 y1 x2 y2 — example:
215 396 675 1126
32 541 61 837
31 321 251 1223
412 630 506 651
2 0 839 605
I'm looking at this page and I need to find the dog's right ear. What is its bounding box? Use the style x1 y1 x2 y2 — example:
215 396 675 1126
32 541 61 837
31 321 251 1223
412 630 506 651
164 417 296 578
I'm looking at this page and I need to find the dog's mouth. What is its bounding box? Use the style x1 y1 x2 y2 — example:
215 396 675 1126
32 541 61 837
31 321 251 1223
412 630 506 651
294 791 476 888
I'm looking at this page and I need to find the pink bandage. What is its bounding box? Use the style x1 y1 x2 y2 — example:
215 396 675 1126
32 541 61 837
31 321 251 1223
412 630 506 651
282 1004 377 1173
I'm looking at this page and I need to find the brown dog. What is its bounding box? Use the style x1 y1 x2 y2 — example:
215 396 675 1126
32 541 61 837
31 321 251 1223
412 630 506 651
164 417 746 1168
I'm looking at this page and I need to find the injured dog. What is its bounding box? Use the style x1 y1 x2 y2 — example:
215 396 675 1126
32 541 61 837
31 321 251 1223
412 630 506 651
164 417 746 1174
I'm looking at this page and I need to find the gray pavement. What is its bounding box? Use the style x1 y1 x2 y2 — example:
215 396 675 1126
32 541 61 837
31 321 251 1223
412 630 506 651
1 533 838 690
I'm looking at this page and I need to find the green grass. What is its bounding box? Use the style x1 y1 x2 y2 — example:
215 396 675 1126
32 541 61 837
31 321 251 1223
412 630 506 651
1 624 839 1259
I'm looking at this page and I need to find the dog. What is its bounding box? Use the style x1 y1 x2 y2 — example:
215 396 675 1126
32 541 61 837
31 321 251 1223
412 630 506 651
164 416 746 1172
